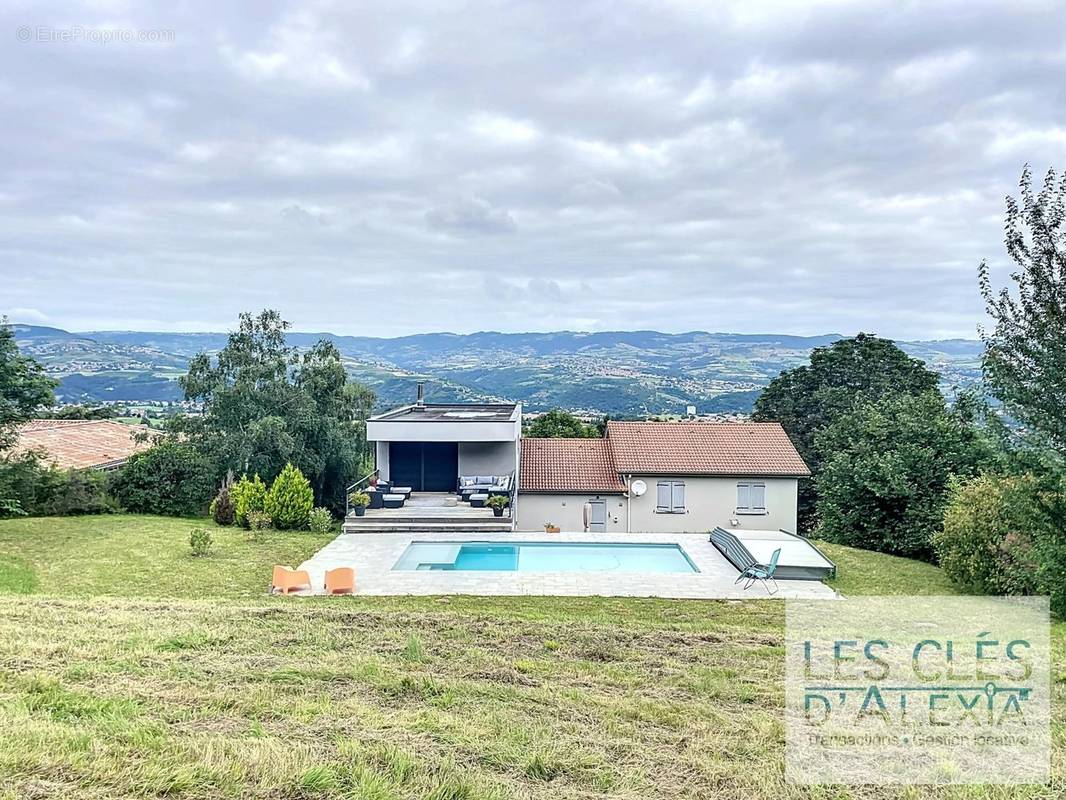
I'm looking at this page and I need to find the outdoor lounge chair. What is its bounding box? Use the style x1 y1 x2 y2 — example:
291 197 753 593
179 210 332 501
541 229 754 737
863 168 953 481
382 493 406 509
376 480 412 499
735 548 781 595
367 489 385 509
325 567 355 595
271 565 312 595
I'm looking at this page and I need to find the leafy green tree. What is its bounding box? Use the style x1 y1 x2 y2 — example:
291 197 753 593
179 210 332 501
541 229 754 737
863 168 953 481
265 462 314 530
815 391 992 560
524 409 599 438
230 474 267 528
980 166 1066 453
178 310 375 512
111 441 215 516
752 333 940 530
0 319 56 450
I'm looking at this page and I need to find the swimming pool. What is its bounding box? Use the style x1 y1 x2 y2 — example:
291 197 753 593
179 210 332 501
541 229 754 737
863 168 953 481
392 541 699 573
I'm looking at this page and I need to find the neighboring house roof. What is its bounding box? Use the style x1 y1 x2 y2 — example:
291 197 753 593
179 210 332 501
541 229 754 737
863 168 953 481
521 438 627 493
10 419 160 470
605 420 810 477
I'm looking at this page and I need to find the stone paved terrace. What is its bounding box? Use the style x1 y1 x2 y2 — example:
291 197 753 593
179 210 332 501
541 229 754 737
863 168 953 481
294 532 839 599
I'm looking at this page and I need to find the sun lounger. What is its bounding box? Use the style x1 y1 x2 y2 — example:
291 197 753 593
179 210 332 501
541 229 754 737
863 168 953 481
735 548 781 595
325 567 355 595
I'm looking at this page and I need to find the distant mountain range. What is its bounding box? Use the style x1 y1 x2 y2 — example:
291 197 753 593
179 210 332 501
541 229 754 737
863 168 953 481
11 324 984 416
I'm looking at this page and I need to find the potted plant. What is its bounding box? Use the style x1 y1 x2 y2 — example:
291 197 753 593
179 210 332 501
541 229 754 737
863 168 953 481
544 521 561 533
348 491 371 516
486 494 510 517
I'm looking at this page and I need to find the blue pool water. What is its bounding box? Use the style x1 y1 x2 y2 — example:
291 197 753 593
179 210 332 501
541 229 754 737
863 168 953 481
392 541 698 573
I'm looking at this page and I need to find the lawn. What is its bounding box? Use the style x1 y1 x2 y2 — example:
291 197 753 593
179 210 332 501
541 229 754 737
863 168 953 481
0 515 334 599
0 515 1062 799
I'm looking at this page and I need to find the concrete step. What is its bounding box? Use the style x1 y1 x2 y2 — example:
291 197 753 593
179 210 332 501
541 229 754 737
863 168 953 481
341 520 507 526
342 520 513 534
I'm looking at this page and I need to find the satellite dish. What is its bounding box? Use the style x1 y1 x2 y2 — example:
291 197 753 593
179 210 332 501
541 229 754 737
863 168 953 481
631 480 647 497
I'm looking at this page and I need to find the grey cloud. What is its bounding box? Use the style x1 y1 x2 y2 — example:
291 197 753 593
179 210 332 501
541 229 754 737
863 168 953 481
1 1 1065 337
280 204 330 226
425 196 517 235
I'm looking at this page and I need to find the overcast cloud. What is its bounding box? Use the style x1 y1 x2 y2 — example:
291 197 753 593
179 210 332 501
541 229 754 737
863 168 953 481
2 0 1065 339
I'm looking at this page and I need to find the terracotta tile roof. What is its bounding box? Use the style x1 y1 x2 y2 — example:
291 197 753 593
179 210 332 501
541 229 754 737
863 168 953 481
605 421 810 476
11 419 161 470
520 438 627 493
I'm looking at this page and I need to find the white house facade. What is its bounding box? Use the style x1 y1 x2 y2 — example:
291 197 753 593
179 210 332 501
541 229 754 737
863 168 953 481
516 420 809 534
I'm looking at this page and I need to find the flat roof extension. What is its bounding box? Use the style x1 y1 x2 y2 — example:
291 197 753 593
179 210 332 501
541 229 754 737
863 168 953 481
370 403 520 423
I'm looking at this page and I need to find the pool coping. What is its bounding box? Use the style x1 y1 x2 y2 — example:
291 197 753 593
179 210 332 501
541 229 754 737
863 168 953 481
295 531 839 599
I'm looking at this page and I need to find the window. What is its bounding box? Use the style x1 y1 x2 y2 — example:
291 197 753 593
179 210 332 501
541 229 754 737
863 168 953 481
736 482 766 514
656 480 685 513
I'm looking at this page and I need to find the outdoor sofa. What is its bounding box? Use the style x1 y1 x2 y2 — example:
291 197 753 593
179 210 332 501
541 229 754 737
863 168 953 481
457 474 512 501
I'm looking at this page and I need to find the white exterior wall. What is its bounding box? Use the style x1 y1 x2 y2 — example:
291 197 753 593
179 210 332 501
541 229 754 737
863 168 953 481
375 441 390 480
516 494 627 533
458 441 517 478
367 416 520 444
515 478 797 533
626 476 799 533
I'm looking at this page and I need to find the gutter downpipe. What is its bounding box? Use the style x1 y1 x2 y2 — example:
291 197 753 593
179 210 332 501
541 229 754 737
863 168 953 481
624 474 632 533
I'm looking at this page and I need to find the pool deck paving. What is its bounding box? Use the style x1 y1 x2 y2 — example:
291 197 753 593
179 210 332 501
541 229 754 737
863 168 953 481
294 531 838 599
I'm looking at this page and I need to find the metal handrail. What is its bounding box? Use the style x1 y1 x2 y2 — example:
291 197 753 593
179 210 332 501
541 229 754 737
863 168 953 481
345 468 379 516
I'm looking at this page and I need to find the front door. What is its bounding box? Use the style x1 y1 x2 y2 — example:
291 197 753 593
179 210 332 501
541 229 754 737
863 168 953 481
388 442 458 491
587 499 607 532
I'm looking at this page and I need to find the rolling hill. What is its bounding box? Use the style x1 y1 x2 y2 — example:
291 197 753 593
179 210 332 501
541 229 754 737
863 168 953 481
13 325 984 415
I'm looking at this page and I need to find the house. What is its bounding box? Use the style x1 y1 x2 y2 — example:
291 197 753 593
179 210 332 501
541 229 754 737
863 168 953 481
356 387 809 536
517 421 809 533
10 419 160 471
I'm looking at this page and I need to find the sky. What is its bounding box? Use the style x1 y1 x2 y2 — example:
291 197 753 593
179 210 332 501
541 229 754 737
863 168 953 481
2 0 1065 340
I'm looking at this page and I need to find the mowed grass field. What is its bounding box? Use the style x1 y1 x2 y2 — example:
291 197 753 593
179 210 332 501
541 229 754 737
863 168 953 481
0 515 1062 800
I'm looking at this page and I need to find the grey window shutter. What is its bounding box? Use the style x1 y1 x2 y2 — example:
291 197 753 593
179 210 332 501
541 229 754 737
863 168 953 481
737 483 750 511
656 482 671 510
752 483 766 511
672 482 685 511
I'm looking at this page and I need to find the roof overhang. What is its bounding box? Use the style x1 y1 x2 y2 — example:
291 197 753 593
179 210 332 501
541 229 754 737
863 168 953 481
367 403 521 443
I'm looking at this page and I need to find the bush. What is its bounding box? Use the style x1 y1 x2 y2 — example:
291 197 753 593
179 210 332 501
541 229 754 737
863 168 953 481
210 487 236 526
935 475 1042 596
265 463 314 530
308 507 333 533
936 472 1066 614
189 527 212 557
230 474 267 528
246 510 272 532
0 452 115 517
111 441 214 516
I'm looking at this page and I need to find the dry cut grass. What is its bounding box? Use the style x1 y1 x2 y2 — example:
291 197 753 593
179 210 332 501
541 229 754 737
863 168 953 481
0 594 1063 800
